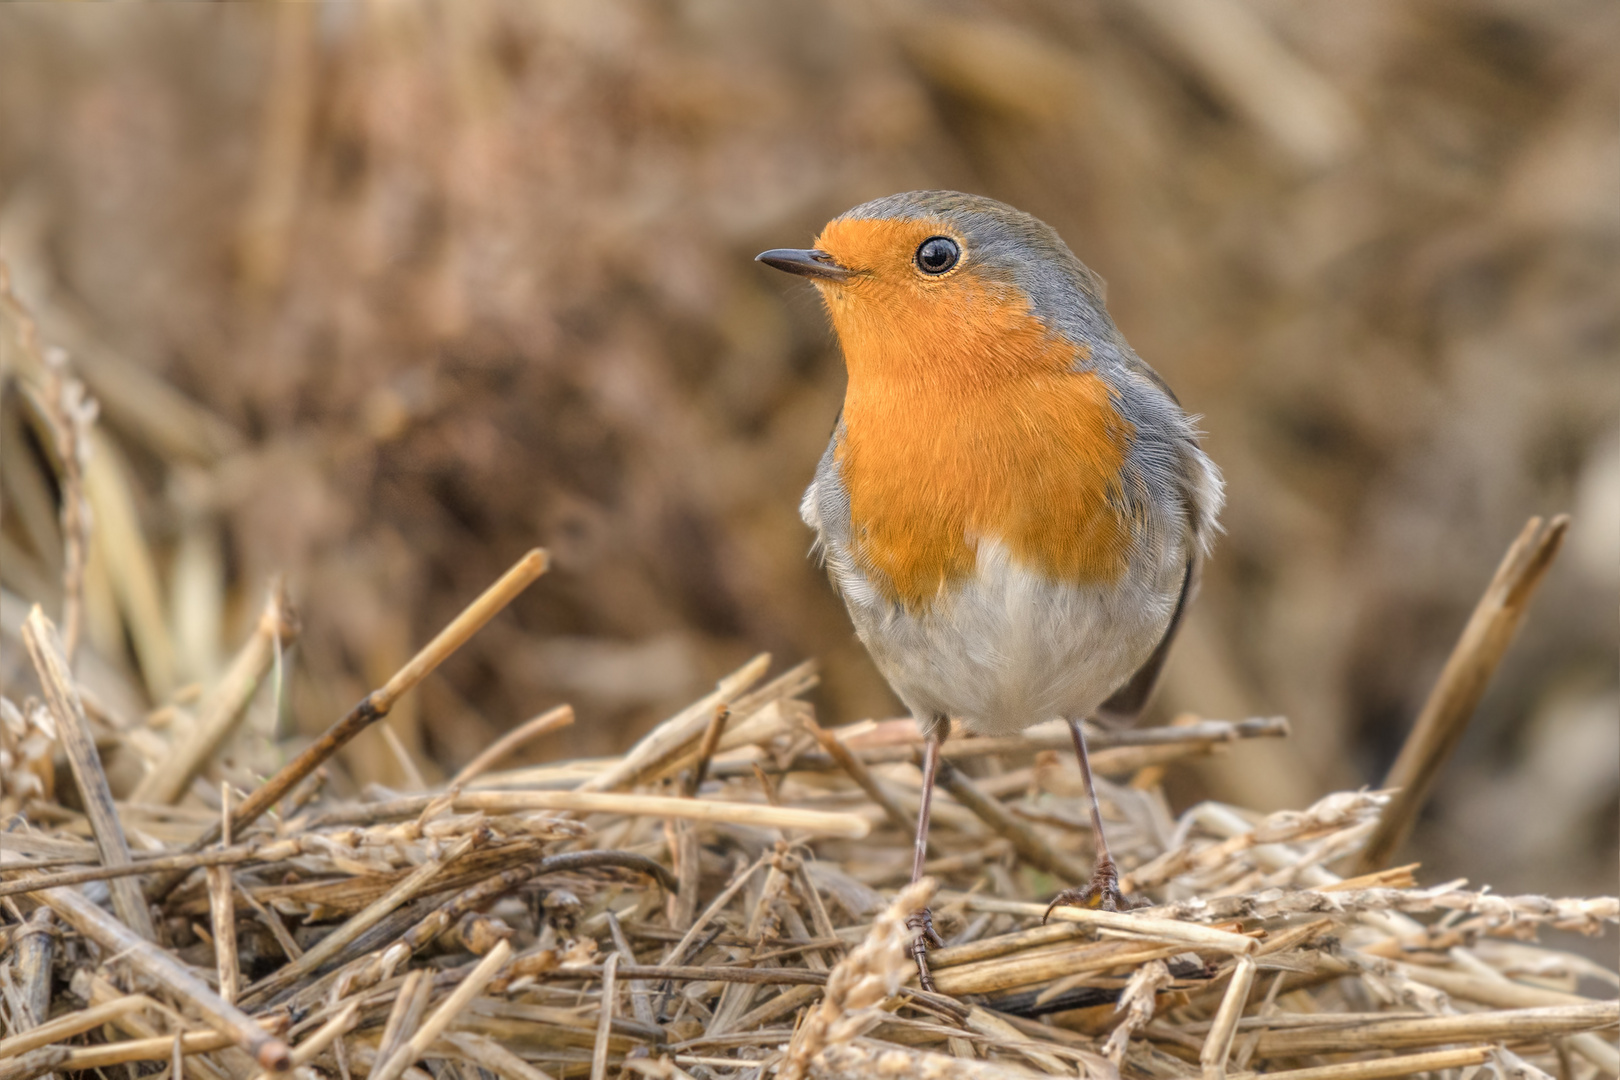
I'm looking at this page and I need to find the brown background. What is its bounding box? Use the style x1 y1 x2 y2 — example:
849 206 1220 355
0 1 1614 905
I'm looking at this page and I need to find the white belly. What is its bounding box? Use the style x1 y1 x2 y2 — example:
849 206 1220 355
842 540 1183 736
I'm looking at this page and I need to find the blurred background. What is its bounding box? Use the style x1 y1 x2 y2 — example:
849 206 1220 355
0 2 1614 904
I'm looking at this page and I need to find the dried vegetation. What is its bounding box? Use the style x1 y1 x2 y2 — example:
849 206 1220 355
0 1 1614 899
0 2 1617 1078
2 275 1617 1078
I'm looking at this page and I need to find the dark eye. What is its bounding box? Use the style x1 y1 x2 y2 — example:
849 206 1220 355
915 236 960 275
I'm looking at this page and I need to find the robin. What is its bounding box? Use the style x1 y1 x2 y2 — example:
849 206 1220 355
757 191 1224 990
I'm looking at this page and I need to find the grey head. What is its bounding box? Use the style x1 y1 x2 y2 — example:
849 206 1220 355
831 190 1133 372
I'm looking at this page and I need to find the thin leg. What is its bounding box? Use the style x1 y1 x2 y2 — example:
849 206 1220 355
906 720 947 990
1070 717 1112 871
1044 718 1133 921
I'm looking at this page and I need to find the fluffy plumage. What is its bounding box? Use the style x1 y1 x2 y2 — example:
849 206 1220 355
796 191 1223 735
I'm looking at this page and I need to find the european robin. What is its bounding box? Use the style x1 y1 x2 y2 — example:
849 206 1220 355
758 191 1224 990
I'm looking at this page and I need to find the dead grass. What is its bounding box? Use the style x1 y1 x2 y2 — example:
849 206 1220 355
3 120 1620 1080
1 288 1616 1079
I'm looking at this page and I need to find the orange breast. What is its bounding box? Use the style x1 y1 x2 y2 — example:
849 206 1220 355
829 279 1135 610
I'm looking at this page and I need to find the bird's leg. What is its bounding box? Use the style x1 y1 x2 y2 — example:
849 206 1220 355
906 718 947 990
1044 717 1138 920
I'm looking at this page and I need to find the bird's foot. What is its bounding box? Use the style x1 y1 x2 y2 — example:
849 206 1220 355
1043 857 1142 922
906 906 946 992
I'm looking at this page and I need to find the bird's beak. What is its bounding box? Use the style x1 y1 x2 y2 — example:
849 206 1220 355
755 248 853 282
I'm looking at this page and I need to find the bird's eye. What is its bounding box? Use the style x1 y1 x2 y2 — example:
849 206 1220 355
915 236 960 275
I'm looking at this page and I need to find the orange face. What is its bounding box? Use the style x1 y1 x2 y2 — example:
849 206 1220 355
805 216 1136 608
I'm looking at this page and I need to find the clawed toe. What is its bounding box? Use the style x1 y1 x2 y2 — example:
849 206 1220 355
906 906 945 991
1043 860 1140 923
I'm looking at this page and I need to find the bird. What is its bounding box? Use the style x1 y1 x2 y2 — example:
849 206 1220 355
756 191 1223 991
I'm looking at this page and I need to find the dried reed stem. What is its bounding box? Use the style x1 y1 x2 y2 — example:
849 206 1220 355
450 704 573 786
934 936 1188 998
4 1030 241 1079
312 789 872 838
271 1000 359 1075
1252 1002 1617 1055
21 606 155 940
580 653 771 793
6 907 56 1080
0 841 305 898
961 1006 1069 1074
683 703 731 796
589 951 620 1080
376 970 431 1067
799 716 1290 772
1231 1046 1494 1080
0 994 155 1058
371 939 513 1080
549 964 827 986
944 892 1259 954
147 548 548 900
1360 515 1569 871
206 785 240 1005
1201 955 1256 1080
133 583 297 805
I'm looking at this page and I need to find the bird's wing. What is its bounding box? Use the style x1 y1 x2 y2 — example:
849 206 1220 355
1119 350 1181 406
1093 555 1198 729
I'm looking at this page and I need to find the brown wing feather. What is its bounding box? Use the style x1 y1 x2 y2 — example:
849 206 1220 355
1093 556 1197 729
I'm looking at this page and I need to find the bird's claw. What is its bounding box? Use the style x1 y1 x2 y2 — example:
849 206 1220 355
906 907 945 991
1043 858 1142 923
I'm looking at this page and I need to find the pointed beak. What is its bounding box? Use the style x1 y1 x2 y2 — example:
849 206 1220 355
755 248 853 282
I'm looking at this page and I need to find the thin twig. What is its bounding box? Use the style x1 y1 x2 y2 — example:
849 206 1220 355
451 704 574 787
262 1001 359 1078
684 704 730 797
147 549 548 900
133 583 298 805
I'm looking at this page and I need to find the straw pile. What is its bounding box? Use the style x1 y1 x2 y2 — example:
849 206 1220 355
2 281 1617 1080
2 0 1616 911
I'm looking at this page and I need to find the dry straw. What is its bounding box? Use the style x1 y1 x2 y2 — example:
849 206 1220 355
0 274 1615 1079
